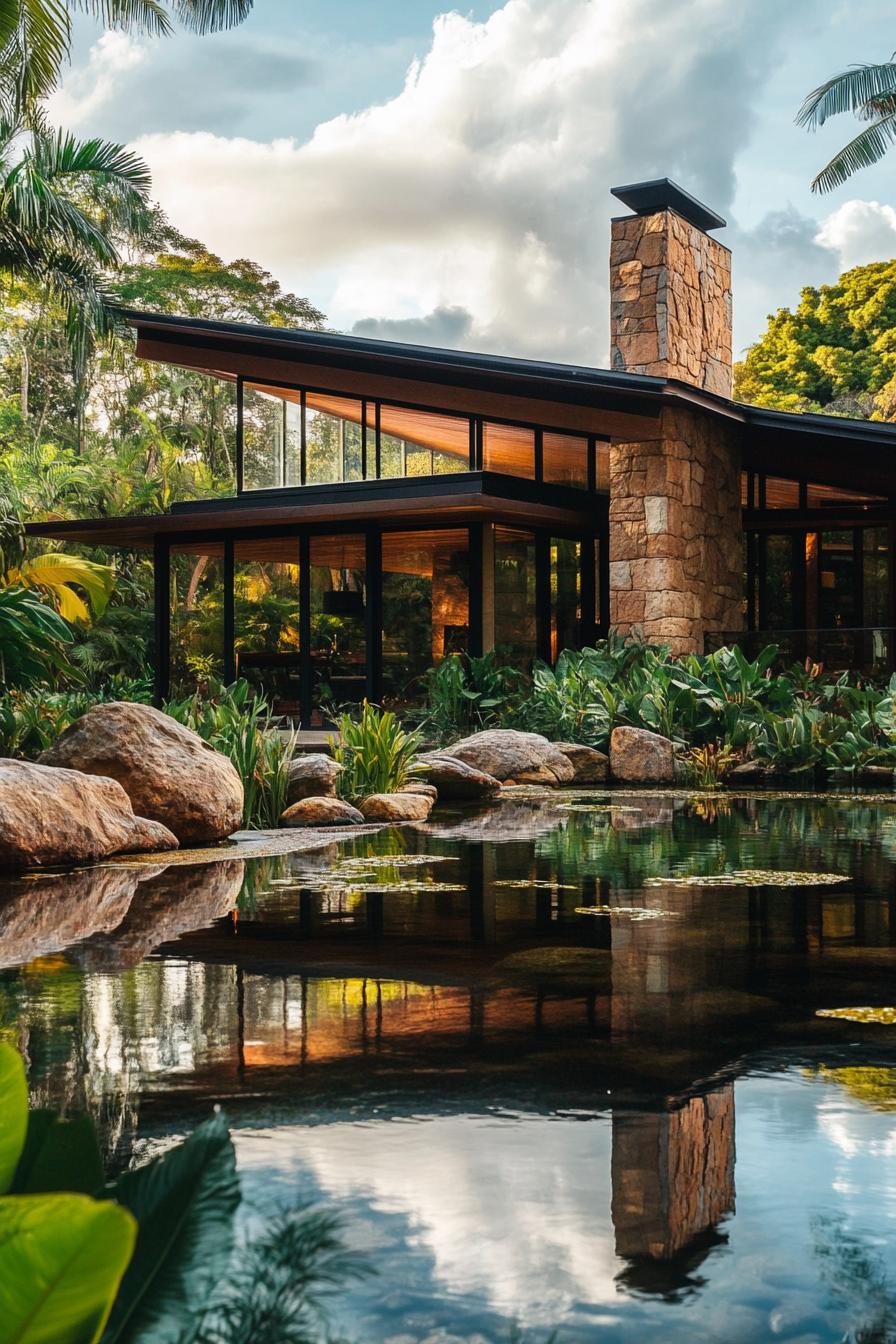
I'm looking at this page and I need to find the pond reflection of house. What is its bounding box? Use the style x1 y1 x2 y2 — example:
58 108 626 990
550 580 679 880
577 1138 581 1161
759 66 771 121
611 1087 735 1288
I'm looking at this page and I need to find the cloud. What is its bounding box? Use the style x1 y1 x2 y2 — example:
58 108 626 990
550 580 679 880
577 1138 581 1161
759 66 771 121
815 199 896 270
352 305 474 346
60 0 868 363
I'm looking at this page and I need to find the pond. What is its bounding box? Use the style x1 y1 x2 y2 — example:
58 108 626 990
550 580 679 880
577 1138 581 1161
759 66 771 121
5 788 896 1343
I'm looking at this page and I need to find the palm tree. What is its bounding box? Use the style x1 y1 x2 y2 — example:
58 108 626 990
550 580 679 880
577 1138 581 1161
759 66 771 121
0 2 254 104
798 57 896 192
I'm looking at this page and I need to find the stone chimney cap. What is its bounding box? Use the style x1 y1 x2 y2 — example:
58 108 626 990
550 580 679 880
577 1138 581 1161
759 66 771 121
610 178 726 233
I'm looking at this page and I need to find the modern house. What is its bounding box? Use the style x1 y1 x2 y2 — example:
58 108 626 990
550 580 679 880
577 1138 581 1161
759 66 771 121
29 179 896 721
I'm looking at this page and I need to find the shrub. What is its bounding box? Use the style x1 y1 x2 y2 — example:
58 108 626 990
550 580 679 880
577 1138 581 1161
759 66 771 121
682 741 739 789
0 678 152 758
421 651 523 743
332 700 423 802
165 678 295 829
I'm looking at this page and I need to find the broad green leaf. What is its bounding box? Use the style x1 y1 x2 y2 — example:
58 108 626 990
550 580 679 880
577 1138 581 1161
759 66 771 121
0 1045 27 1195
11 1111 104 1196
102 1111 239 1344
0 1192 136 1344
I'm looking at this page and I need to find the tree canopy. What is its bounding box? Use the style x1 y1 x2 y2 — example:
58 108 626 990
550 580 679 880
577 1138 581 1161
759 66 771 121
733 258 896 420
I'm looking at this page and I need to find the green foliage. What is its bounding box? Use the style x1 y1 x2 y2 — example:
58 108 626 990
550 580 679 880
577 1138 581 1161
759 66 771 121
103 1112 240 1344
165 678 295 828
734 258 896 419
422 651 524 743
681 741 738 790
0 1043 27 1193
0 583 73 684
420 634 896 781
798 57 896 194
0 1192 137 1344
0 678 150 756
332 700 423 803
0 1042 365 1344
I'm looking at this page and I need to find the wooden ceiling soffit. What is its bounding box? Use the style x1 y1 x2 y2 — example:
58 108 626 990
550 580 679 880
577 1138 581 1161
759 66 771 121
134 335 662 441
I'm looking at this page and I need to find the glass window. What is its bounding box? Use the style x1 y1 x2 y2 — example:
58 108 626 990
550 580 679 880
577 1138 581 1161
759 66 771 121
543 432 588 489
378 404 470 477
381 529 469 708
761 534 796 629
864 527 889 627
764 477 800 509
493 526 536 665
243 384 300 490
483 422 535 478
309 534 366 724
305 394 364 486
170 545 225 694
808 481 886 507
819 530 855 628
551 539 581 659
234 539 300 719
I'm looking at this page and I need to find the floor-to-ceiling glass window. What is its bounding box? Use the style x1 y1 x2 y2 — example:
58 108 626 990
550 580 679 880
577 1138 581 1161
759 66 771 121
169 544 225 694
543 432 589 489
550 538 581 659
483 423 535 478
233 538 301 718
377 405 471 478
760 534 797 630
305 394 365 485
242 384 301 491
493 526 537 665
381 529 470 708
309 534 367 723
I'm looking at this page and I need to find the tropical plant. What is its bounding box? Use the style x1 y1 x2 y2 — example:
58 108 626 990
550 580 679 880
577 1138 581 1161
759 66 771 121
165 678 296 828
0 1 254 107
0 582 73 683
332 700 423 802
681 741 739 790
0 676 149 754
0 1043 137 1344
798 54 896 193
422 651 523 743
0 1040 365 1344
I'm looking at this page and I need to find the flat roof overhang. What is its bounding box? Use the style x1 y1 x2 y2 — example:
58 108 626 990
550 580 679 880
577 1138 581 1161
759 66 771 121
26 472 600 549
124 310 896 475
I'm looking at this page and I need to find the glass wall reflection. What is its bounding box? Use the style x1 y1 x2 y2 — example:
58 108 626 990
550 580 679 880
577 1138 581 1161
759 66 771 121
381 528 470 708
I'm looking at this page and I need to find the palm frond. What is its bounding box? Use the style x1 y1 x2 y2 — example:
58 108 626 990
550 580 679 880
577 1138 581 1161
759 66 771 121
798 60 896 127
171 0 253 33
79 0 171 36
811 109 896 193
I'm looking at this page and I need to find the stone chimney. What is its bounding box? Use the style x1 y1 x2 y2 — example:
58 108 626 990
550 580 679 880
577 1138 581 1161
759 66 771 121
609 179 732 397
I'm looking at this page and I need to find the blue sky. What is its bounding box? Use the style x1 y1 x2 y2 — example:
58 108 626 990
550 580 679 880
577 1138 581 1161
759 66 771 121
51 0 896 364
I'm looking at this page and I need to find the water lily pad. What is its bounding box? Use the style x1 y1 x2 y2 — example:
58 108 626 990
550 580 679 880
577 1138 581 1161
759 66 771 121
816 1006 896 1024
493 947 610 982
644 870 850 888
575 905 681 922
557 804 642 814
493 880 579 891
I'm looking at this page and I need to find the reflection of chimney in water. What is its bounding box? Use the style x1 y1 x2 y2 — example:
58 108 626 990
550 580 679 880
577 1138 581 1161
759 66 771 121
611 1084 735 1295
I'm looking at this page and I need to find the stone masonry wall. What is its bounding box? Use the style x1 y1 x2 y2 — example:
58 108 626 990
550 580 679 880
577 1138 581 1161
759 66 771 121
608 405 743 654
610 209 732 398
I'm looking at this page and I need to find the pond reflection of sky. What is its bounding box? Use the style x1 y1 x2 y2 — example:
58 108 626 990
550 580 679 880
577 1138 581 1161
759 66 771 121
233 1070 896 1344
6 792 896 1341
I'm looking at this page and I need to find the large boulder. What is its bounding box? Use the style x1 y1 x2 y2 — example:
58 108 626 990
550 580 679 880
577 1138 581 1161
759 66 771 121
280 796 365 827
609 727 675 784
359 792 434 822
286 754 342 805
399 781 438 801
555 743 609 784
0 759 179 870
443 730 574 786
40 701 243 844
417 754 502 802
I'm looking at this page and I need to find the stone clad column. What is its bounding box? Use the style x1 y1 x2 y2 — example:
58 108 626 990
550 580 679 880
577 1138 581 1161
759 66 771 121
606 180 743 653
